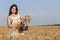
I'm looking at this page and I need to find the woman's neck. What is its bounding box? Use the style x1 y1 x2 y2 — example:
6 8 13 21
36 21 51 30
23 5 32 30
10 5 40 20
11 13 16 15
11 13 18 17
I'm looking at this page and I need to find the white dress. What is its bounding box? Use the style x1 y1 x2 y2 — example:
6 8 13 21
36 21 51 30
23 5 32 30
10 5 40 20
8 14 21 38
9 14 21 25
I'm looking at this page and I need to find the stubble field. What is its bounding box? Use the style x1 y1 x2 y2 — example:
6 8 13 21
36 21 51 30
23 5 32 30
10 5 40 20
0 26 60 40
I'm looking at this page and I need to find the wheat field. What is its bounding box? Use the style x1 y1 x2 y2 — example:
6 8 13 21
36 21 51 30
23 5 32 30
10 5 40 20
0 26 60 40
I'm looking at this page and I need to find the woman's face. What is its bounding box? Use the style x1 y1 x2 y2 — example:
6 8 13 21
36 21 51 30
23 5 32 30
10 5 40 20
11 6 16 14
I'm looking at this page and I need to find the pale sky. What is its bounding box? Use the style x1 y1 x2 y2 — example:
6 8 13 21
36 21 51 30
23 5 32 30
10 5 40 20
0 0 60 26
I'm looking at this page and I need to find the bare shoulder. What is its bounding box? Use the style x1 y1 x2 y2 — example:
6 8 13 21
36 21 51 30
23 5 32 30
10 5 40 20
7 16 11 19
17 13 21 17
17 13 21 15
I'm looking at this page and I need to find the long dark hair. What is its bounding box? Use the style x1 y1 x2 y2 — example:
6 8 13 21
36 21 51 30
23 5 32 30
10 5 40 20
9 4 18 16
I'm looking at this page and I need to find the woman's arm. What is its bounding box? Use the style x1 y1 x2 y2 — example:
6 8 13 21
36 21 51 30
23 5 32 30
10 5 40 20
15 14 24 25
7 17 12 28
15 18 25 27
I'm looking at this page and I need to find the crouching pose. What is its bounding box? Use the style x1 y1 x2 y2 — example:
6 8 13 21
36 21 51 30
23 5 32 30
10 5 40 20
7 4 24 38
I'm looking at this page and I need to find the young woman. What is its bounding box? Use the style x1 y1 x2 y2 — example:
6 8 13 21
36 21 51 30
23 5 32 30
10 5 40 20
7 4 24 38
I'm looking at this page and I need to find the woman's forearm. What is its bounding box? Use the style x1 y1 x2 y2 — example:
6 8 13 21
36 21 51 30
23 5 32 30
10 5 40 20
8 24 13 28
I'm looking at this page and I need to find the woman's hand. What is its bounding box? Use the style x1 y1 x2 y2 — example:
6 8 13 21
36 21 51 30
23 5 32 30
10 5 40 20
12 18 25 29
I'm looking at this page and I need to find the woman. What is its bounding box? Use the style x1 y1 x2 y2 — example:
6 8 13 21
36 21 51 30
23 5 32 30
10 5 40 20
7 4 24 38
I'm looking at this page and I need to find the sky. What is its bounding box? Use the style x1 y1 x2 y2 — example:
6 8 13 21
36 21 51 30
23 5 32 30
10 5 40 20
0 0 60 26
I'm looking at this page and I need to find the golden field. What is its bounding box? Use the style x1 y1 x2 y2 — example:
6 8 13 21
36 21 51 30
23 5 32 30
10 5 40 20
0 26 60 40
